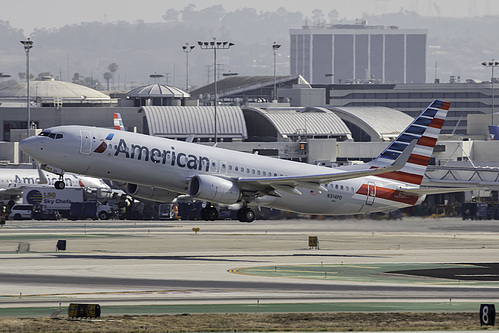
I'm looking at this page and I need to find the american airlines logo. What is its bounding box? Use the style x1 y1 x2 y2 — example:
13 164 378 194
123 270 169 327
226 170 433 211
110 138 210 171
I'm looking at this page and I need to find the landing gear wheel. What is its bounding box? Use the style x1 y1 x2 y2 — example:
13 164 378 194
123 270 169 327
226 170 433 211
200 207 218 221
207 207 218 221
54 180 66 190
200 208 209 221
238 208 255 223
98 211 109 220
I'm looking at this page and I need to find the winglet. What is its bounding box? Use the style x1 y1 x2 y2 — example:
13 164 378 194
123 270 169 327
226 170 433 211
370 139 418 175
390 139 417 170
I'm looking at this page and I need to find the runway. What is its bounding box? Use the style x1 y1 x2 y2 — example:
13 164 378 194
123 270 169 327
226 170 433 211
1 217 499 314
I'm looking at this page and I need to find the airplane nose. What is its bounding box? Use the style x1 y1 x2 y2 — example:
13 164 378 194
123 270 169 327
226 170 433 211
19 136 40 157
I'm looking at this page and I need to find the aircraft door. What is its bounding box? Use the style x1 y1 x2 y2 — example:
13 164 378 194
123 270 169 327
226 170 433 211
80 130 92 155
366 181 376 205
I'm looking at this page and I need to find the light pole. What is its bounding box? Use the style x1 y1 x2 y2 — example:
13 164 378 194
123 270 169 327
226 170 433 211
198 38 234 143
272 42 281 102
20 38 33 138
182 42 195 91
482 60 499 126
149 73 164 84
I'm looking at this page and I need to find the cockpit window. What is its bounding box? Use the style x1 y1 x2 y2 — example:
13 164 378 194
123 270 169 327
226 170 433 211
38 131 63 139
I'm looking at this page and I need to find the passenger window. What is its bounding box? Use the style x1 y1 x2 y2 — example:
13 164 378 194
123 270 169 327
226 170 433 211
335 184 338 189
263 171 266 176
235 166 238 171
257 170 260 175
340 185 344 190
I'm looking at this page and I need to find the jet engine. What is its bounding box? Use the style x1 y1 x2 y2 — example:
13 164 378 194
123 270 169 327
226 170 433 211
188 174 241 204
126 183 178 203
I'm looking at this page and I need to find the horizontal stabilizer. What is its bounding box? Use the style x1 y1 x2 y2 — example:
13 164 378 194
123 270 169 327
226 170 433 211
399 186 487 196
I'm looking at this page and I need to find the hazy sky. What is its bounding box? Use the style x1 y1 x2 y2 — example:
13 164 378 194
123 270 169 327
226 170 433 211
6 0 499 35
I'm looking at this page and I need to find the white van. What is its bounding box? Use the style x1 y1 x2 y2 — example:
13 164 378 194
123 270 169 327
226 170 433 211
9 204 34 220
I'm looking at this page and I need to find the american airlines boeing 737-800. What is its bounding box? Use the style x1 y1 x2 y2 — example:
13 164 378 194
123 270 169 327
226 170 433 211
20 100 466 222
0 167 111 199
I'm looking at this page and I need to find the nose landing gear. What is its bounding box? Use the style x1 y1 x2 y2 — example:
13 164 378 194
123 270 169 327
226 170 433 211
54 180 66 190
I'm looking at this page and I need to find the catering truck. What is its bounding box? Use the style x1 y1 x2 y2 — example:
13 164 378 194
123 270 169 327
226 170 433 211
22 187 112 220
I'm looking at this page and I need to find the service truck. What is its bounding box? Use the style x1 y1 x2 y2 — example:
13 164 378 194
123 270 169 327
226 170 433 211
22 187 112 220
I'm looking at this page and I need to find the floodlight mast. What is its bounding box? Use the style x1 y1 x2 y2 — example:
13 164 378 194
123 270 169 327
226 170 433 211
182 42 195 91
198 38 234 143
20 38 33 138
272 42 281 102
482 60 499 127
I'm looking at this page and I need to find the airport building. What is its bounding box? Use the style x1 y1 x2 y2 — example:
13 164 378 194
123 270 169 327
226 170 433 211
289 21 427 85
316 82 498 136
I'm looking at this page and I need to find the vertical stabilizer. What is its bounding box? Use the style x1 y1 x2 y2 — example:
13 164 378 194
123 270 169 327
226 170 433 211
368 100 450 185
114 113 125 131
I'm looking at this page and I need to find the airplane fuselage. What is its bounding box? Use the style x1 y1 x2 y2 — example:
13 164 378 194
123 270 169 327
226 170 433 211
20 125 421 215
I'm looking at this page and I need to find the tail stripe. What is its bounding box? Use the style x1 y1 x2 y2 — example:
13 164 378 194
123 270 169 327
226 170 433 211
413 117 433 127
405 125 426 135
375 171 423 184
429 117 445 129
371 100 449 185
418 136 437 147
407 154 431 166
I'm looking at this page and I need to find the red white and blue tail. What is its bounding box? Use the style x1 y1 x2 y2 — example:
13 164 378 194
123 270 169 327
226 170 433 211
114 113 125 131
368 100 450 185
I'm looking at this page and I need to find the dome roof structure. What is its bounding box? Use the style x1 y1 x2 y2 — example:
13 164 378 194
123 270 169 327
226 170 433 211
0 77 111 104
127 84 190 98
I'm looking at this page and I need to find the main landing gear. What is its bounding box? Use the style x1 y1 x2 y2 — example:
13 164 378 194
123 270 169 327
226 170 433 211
200 203 255 223
237 207 255 223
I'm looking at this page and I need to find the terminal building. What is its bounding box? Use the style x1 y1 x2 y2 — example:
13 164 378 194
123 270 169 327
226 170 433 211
289 20 427 85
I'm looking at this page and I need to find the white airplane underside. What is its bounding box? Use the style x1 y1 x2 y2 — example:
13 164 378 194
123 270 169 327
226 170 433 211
19 100 477 222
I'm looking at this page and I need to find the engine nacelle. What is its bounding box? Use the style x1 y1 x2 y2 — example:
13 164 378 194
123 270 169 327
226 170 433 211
188 174 241 204
126 183 178 203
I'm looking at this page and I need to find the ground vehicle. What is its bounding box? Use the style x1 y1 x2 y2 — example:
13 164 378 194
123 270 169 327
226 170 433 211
9 204 34 220
70 201 112 220
158 204 174 220
22 187 112 220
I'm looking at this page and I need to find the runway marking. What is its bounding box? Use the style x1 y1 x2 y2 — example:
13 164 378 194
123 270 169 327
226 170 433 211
0 289 232 298
229 263 499 286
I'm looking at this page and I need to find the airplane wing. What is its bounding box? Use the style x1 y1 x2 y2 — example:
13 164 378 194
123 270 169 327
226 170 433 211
399 186 487 196
234 139 417 196
0 187 24 196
